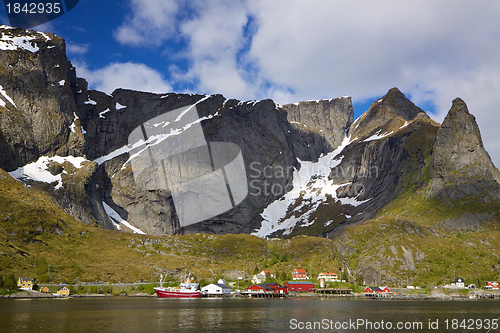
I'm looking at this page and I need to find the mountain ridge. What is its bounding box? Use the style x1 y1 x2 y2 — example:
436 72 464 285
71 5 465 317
1 26 499 242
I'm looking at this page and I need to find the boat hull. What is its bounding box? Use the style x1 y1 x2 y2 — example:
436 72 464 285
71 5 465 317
155 288 201 298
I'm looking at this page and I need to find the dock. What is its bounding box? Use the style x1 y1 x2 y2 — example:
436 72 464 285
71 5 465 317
313 288 353 295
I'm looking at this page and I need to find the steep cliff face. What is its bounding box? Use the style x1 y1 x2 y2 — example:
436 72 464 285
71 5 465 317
428 98 500 203
0 26 83 171
2 26 499 241
281 97 353 161
0 26 355 236
327 88 440 226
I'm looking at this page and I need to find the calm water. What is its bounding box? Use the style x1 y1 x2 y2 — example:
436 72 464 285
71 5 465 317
1 297 499 332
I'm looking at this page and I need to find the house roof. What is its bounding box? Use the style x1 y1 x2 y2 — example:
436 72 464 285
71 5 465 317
293 268 306 273
286 281 314 285
214 283 231 289
260 282 282 288
245 284 266 289
366 286 390 291
320 272 338 276
203 283 231 289
57 286 69 291
257 285 275 291
253 274 266 279
18 277 33 282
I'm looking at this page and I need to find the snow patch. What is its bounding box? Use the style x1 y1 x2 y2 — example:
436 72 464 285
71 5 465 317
102 202 145 234
399 121 410 130
69 112 78 133
9 156 88 190
94 145 130 165
0 34 39 52
115 102 126 110
252 136 371 238
84 99 97 105
99 108 110 119
0 85 16 108
59 80 65 86
363 130 393 142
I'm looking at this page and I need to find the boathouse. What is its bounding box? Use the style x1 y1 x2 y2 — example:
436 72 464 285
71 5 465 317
201 283 232 295
286 281 314 292
364 286 391 294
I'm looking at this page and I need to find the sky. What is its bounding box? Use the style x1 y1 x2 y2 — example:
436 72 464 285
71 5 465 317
1 0 500 167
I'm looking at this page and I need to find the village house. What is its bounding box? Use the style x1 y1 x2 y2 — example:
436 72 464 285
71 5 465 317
56 286 70 297
244 284 275 294
251 274 266 284
17 277 33 290
285 281 314 292
485 281 499 289
317 272 339 282
260 282 287 294
292 268 308 280
251 270 276 284
445 278 466 289
244 282 287 294
259 270 275 278
201 279 232 295
40 286 50 293
364 286 391 294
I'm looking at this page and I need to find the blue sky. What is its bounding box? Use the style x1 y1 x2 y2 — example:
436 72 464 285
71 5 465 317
1 0 500 166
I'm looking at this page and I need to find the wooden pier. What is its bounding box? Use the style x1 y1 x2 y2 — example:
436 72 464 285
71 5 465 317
313 288 352 295
241 292 287 298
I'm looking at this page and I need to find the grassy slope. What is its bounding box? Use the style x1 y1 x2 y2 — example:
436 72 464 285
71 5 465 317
336 119 500 287
0 169 346 285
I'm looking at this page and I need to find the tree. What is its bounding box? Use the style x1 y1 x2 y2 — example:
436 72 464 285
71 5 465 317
253 265 260 274
3 273 17 290
264 272 276 283
0 274 4 288
280 271 287 281
280 253 288 262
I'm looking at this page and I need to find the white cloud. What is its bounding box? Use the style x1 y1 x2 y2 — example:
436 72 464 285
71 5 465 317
66 42 89 55
74 61 172 95
114 0 179 46
114 0 500 166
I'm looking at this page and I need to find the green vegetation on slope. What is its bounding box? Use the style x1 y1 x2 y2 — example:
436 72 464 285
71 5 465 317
0 169 348 286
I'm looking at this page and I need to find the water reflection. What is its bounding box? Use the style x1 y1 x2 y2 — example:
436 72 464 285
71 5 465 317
1 298 500 332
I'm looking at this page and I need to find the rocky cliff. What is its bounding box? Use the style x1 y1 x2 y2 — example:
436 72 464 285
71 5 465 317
0 26 354 236
428 98 500 203
1 26 499 240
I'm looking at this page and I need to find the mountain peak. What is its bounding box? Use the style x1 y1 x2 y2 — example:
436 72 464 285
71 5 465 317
449 97 470 114
428 98 500 200
349 87 426 141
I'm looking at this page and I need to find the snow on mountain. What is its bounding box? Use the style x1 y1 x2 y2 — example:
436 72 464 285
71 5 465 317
252 136 371 238
9 156 89 189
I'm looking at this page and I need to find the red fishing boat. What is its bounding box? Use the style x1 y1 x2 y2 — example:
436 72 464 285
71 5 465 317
154 274 201 298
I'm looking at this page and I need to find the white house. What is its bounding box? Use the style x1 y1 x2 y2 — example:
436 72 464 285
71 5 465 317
201 281 232 295
317 272 339 282
251 274 266 284
445 278 466 289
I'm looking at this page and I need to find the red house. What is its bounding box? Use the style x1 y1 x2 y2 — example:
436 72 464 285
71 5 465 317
292 268 308 280
261 282 288 294
486 281 499 289
244 283 287 294
364 286 391 294
245 284 273 294
286 281 314 292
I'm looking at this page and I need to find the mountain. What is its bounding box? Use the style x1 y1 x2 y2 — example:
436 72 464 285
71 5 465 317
1 26 499 243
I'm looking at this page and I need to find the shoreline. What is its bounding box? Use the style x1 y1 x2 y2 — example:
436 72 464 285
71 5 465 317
2 290 499 300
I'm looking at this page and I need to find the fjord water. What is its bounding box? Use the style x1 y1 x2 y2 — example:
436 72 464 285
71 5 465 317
0 297 499 332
